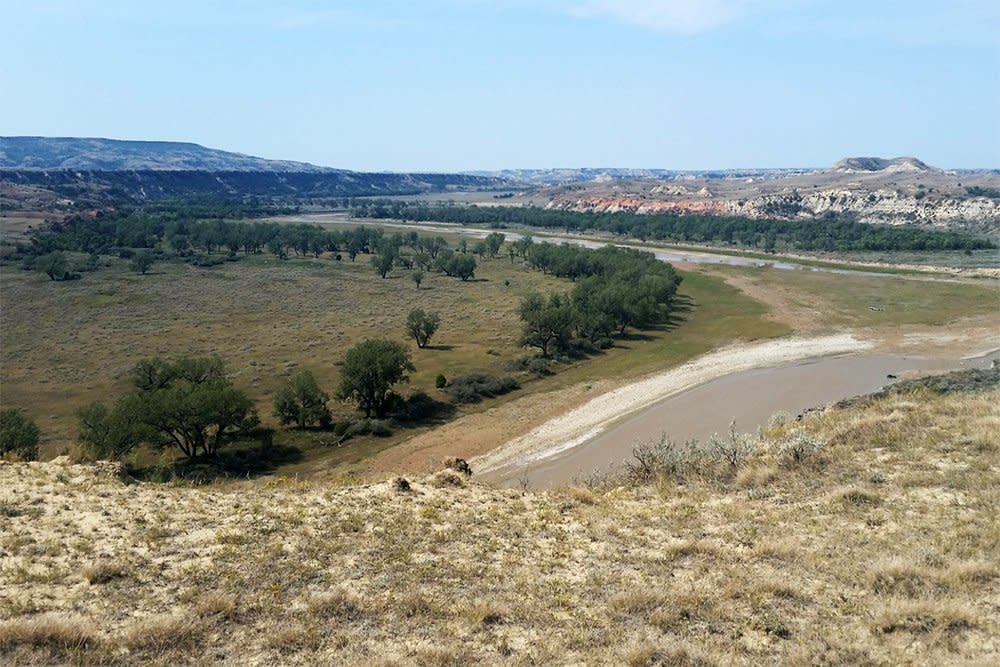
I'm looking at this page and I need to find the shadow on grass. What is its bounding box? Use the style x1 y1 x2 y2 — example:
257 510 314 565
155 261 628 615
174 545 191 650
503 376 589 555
393 392 457 426
130 443 305 483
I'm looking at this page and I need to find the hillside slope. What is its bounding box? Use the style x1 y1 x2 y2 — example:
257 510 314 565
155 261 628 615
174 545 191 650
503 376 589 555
0 169 506 205
0 137 336 172
2 380 997 665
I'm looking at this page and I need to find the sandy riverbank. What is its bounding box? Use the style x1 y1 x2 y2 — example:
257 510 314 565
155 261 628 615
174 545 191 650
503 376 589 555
472 333 873 477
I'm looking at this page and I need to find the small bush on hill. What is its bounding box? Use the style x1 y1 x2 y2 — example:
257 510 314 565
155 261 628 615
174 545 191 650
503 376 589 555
623 435 702 485
444 373 519 404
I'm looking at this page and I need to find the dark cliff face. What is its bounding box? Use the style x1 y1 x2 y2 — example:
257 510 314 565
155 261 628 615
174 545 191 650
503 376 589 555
0 169 507 202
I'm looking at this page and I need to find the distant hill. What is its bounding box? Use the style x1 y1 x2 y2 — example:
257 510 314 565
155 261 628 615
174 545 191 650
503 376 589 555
0 169 507 205
831 156 934 173
468 167 812 186
0 137 339 172
0 137 510 203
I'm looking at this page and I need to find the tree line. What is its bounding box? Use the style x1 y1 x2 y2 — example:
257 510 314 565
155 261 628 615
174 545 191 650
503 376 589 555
352 201 995 253
14 209 498 284
514 242 683 357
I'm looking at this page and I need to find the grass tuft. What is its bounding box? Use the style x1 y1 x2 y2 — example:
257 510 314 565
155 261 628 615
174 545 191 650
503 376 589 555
0 614 97 652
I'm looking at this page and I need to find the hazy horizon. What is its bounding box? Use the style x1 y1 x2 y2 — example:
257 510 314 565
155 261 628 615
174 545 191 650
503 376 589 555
3 1 998 171
11 135 989 172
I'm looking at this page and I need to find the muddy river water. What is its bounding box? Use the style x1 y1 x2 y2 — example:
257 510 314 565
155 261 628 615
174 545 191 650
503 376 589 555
483 350 999 488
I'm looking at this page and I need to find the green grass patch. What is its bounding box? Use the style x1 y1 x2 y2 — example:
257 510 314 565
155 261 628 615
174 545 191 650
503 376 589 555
714 265 999 329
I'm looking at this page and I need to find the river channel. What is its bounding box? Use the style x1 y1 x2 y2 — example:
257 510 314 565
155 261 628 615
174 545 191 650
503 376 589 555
482 350 998 488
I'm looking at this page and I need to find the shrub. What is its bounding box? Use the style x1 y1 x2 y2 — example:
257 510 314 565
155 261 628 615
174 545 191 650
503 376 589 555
345 418 393 438
779 430 826 464
435 374 447 389
369 419 393 437
444 373 519 403
708 420 755 468
0 409 40 461
507 355 553 376
623 434 701 484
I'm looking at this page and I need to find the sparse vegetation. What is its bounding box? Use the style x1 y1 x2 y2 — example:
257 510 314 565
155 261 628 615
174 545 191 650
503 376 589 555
0 386 996 665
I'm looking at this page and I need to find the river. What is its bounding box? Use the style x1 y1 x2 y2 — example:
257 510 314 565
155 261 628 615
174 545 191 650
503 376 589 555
481 349 999 488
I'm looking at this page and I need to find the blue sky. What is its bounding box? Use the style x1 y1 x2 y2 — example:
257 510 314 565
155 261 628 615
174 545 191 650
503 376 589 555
3 1 998 170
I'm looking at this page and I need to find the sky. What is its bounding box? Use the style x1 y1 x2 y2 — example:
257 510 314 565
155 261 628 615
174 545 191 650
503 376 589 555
2 0 998 171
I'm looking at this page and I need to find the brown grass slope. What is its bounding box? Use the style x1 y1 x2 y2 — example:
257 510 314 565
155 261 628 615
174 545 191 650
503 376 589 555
1 387 998 666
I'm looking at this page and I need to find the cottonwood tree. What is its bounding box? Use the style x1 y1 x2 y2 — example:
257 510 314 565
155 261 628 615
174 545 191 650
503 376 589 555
0 409 40 461
77 402 137 460
80 356 259 460
405 309 441 348
36 251 68 281
338 339 414 418
519 292 575 358
485 232 506 258
273 369 332 429
129 250 154 274
372 250 395 278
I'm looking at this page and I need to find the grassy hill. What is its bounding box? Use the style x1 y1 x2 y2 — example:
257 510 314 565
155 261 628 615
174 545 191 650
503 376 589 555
1 376 996 665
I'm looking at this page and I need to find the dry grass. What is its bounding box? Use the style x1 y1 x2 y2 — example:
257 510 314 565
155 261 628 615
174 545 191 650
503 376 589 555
1 243 791 480
0 614 97 662
0 251 565 458
0 387 997 665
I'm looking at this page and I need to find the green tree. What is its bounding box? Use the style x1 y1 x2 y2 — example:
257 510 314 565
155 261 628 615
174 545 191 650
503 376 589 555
413 252 431 271
485 232 506 258
36 251 68 281
437 252 476 281
129 250 154 274
76 402 138 460
338 340 414 418
411 269 424 289
114 356 259 458
405 309 441 349
372 250 395 278
0 409 40 461
518 292 575 358
273 370 332 429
